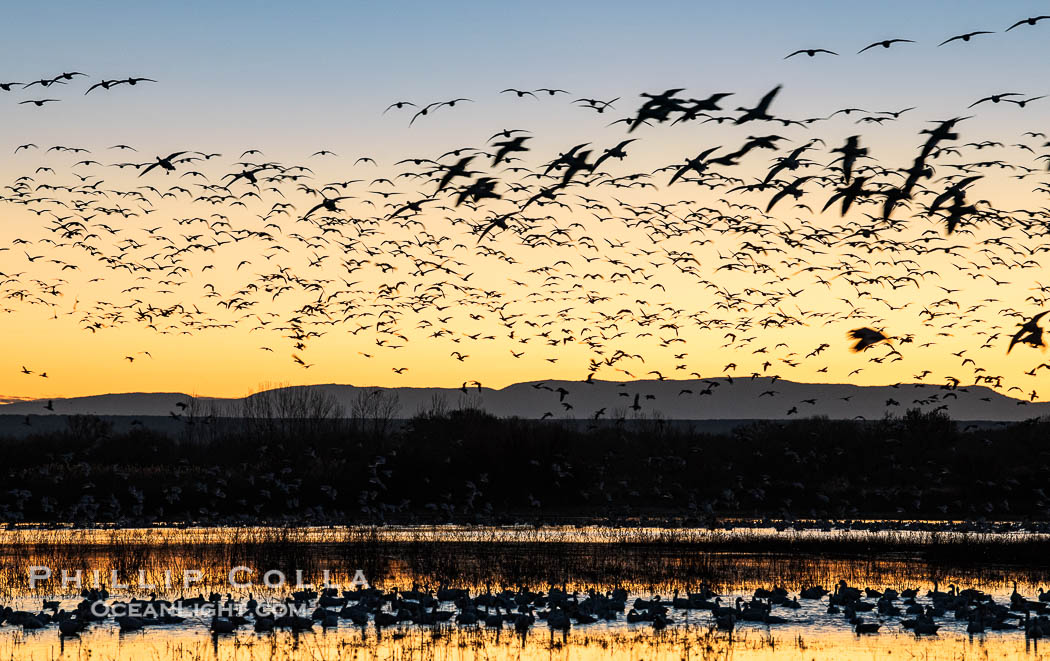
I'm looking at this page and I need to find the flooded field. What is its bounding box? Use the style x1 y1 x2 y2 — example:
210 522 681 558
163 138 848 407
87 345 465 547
1 525 1050 659
4 625 1050 661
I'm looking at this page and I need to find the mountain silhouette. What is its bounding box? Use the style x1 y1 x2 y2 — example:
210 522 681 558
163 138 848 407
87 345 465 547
1 378 1045 421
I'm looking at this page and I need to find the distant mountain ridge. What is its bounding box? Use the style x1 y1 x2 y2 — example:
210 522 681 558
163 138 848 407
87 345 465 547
2 378 1047 421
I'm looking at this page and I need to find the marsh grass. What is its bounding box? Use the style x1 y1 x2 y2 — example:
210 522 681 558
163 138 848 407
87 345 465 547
1 525 1048 599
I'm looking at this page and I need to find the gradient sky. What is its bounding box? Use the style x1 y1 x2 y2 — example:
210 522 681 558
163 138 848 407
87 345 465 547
2 1 1050 401
4 0 1050 147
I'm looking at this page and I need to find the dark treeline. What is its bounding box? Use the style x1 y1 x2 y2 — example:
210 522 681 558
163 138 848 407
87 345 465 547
0 394 1048 524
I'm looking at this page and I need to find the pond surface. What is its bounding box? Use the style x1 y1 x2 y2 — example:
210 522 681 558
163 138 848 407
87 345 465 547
4 624 1050 661
1 525 1049 659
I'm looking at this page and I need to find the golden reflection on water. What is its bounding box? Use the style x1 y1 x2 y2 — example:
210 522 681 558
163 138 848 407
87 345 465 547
2 526 1050 660
1 625 1049 661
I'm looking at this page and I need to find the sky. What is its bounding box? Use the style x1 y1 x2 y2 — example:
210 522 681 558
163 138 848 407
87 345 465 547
2 1 1050 401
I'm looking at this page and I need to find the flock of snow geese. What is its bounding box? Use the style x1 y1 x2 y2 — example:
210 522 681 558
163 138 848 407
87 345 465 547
4 13 1050 415
4 580 1050 639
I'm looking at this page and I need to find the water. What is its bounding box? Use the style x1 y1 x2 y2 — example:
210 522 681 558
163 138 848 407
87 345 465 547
4 624 1050 661
2 526 1049 659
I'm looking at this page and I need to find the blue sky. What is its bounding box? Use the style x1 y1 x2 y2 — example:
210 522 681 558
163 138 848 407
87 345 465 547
3 0 1048 155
